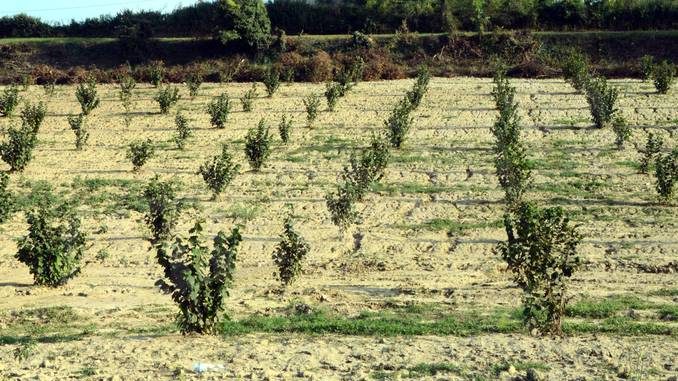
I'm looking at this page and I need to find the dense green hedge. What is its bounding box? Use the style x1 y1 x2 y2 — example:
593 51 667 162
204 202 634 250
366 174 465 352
1 0 676 39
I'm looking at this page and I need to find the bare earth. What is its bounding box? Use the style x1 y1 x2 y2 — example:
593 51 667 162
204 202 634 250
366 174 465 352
0 78 676 380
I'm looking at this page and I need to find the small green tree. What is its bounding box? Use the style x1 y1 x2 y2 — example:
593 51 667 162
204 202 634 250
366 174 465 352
585 77 618 129
324 82 342 112
652 60 675 94
655 148 678 202
561 49 590 93
119 74 136 127
326 136 390 230
240 84 257 112
278 115 292 144
638 133 663 174
0 125 37 172
244 119 271 171
207 93 231 129
385 97 414 148
611 116 631 150
491 73 531 209
199 144 240 199
406 66 430 109
143 176 181 245
150 61 165 87
174 112 192 150
75 77 100 116
67 114 89 150
16 199 86 287
0 172 13 223
42 80 56 97
186 72 203 98
491 67 515 112
325 185 360 230
336 57 364 93
155 221 242 334
263 68 280 97
0 85 20 117
497 202 582 335
639 55 654 81
20 102 47 134
272 217 310 287
303 93 321 128
119 75 136 105
127 139 155 171
155 86 181 114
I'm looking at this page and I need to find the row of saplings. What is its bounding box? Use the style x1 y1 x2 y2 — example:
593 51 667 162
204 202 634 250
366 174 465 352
0 59 366 175
1 62 676 337
0 67 431 335
1 174 310 334
560 51 678 201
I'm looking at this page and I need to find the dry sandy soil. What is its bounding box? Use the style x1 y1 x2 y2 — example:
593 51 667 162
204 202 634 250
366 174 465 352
0 78 676 380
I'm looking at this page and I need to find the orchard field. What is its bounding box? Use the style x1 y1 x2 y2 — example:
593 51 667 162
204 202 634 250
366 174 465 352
0 78 676 380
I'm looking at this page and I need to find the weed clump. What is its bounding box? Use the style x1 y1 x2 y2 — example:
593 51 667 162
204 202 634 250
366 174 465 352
154 220 242 334
278 115 292 144
0 124 37 172
127 139 154 171
67 114 89 150
174 112 192 150
585 77 618 129
16 198 86 287
199 144 240 199
303 93 321 127
244 119 271 171
155 86 180 114
240 84 257 112
272 217 310 287
75 77 100 116
497 202 582 335
385 97 414 148
207 93 231 129
655 148 677 201
0 85 20 117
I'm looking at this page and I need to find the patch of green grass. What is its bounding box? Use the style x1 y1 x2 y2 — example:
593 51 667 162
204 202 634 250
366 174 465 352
394 218 502 233
616 160 641 171
222 202 261 222
222 304 675 337
564 317 674 335
78 366 97 377
648 288 678 297
407 362 463 377
566 295 656 318
0 306 95 345
371 182 452 195
657 305 677 321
